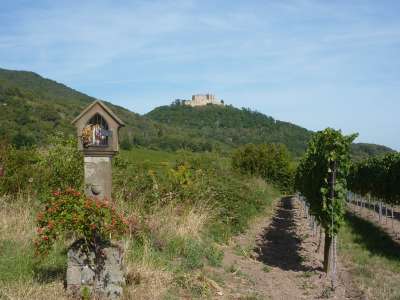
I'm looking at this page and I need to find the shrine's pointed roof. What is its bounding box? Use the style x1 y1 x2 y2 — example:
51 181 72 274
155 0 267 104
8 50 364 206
72 100 125 126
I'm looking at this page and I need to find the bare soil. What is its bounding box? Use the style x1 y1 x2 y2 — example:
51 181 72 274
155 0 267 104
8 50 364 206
207 196 364 299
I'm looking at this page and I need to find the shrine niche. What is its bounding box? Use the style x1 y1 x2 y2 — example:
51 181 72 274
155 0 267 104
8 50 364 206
72 100 125 156
82 114 111 147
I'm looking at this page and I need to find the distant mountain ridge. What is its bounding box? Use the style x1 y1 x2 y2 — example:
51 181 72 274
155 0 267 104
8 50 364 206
350 142 395 161
0 67 394 159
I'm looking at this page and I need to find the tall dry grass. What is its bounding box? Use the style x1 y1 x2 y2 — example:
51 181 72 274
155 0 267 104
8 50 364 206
0 194 36 244
121 202 214 299
0 281 67 300
146 202 213 240
0 195 66 300
0 192 216 299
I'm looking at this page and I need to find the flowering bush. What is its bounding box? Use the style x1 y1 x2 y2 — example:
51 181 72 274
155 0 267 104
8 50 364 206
34 188 128 256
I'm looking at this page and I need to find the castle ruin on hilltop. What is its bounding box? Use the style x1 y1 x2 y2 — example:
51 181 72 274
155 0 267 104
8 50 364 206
179 94 224 107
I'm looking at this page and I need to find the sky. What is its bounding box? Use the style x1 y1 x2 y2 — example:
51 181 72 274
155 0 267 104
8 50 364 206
1 0 400 150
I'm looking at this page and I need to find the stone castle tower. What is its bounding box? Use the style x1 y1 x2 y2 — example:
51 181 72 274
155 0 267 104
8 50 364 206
184 94 224 107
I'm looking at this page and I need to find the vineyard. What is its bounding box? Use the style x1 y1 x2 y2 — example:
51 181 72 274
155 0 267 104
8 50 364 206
348 153 400 223
295 128 400 296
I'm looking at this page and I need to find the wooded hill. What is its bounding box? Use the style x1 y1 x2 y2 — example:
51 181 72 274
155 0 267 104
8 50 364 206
146 103 312 157
0 68 394 158
0 68 171 149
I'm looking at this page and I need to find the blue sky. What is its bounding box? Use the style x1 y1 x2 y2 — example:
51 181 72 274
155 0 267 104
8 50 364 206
1 0 400 149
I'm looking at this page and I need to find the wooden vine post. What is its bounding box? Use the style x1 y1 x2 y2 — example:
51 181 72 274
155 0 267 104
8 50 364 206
325 160 337 285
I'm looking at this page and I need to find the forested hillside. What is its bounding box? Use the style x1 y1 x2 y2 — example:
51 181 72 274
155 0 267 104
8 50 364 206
350 142 395 161
146 103 395 158
0 68 394 158
0 68 168 148
147 103 312 157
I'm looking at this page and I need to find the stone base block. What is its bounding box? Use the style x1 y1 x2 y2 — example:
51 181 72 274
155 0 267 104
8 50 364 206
66 240 125 300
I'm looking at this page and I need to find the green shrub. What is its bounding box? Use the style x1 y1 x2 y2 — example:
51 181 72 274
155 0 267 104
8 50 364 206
0 143 40 194
232 143 294 192
166 237 204 270
38 132 83 196
0 132 83 197
204 244 223 267
120 136 133 150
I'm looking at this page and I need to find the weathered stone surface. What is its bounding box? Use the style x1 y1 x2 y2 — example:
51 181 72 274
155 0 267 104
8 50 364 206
66 240 125 299
66 265 82 286
84 156 113 200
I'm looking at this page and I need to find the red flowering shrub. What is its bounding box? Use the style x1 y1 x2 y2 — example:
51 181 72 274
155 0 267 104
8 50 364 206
34 188 128 256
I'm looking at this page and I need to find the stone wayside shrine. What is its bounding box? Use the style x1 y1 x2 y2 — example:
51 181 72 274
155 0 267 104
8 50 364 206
70 100 125 299
72 100 125 200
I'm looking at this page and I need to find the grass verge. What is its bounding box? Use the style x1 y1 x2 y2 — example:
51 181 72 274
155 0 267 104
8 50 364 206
339 212 400 300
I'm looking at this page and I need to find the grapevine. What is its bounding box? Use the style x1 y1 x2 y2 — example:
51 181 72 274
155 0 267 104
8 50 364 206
348 153 400 218
295 128 356 275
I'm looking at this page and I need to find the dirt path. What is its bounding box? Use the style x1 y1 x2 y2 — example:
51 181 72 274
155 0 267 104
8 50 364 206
207 197 361 299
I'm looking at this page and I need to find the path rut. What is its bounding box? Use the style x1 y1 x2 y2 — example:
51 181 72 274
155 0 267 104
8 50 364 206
207 196 361 299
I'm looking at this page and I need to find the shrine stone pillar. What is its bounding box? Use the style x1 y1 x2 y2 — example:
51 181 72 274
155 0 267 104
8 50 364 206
72 100 125 200
84 156 113 200
69 100 126 299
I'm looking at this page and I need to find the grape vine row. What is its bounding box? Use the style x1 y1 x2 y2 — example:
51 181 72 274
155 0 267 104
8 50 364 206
295 128 356 276
348 152 400 207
